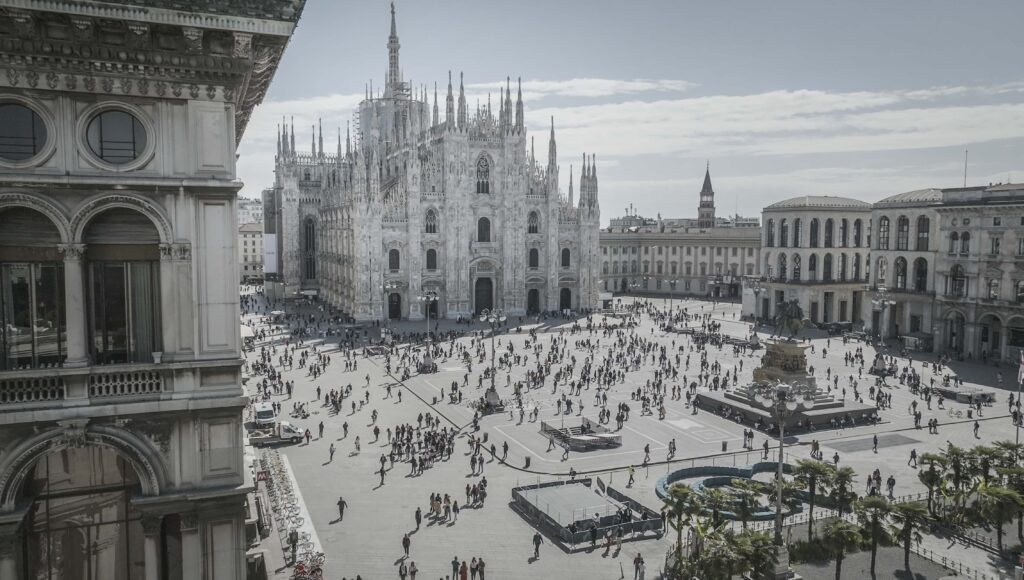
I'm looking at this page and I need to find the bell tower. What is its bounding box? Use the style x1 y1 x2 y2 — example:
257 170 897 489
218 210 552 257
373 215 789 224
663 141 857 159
698 161 715 229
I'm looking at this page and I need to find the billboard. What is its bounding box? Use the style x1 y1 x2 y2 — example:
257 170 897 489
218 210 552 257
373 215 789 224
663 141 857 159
263 233 278 274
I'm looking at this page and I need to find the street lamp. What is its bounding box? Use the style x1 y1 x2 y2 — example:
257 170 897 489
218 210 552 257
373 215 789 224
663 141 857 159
753 382 813 579
750 278 763 324
381 280 400 337
667 278 679 316
417 291 439 370
479 308 507 390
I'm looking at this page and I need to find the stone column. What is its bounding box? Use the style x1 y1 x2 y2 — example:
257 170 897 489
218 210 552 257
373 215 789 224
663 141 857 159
0 525 20 580
59 243 89 367
180 513 202 580
142 514 162 580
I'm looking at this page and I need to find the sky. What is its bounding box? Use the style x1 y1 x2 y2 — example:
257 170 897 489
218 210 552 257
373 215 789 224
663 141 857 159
236 0 1024 223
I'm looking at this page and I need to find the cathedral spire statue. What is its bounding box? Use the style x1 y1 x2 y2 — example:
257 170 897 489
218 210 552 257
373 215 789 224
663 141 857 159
386 2 401 98
457 72 467 130
515 77 524 133
548 117 557 169
311 124 315 157
568 164 574 207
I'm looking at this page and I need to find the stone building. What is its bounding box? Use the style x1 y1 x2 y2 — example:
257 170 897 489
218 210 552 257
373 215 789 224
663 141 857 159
237 196 263 225
239 222 264 283
264 5 601 319
866 184 1024 360
754 196 872 324
0 1 303 578
599 167 761 299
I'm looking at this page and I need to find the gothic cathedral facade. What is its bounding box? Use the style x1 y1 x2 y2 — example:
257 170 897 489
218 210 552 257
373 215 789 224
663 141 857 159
264 5 601 321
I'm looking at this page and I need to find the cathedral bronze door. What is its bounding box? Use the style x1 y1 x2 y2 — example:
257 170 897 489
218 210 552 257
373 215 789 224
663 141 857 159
559 288 572 311
388 293 402 319
474 278 493 315
527 289 540 315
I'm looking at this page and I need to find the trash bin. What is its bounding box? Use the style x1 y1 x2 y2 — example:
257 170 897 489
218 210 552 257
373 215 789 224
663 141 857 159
432 396 437 404
722 441 728 452
524 457 531 469
483 432 489 443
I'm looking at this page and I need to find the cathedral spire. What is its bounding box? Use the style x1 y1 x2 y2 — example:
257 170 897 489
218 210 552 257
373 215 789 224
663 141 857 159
276 123 281 158
346 121 351 157
433 82 439 127
318 118 323 158
568 164 574 207
337 127 341 159
311 124 315 156
547 117 557 169
457 72 467 129
446 71 455 128
289 117 295 155
504 77 512 133
530 136 535 165
515 77 524 133
386 2 401 98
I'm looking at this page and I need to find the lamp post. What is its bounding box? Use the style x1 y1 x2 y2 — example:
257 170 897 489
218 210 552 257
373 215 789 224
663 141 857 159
751 278 763 325
754 382 813 580
381 280 400 338
667 278 679 316
417 291 439 369
479 308 506 390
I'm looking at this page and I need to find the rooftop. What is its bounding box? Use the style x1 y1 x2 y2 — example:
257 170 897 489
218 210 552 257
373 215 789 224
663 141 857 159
874 189 944 206
766 195 871 211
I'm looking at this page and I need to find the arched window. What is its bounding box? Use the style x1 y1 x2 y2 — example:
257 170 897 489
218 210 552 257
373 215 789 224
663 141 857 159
389 248 400 271
527 211 540 234
477 217 491 242
476 156 490 194
853 219 863 247
915 216 930 251
810 218 820 248
778 253 787 280
792 254 802 280
561 248 571 268
808 254 818 279
876 256 888 286
765 219 775 247
426 248 437 270
425 209 438 234
878 217 890 249
949 232 959 254
839 253 848 281
949 264 967 297
823 253 834 281
960 232 970 254
894 257 908 289
913 258 927 292
793 218 803 248
896 216 910 250
779 219 789 248
303 217 316 279
824 218 834 247
853 253 861 280
602 262 609 275
528 248 539 268
839 219 848 247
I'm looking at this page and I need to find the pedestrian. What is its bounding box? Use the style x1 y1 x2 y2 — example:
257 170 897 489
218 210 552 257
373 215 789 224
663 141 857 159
414 506 422 530
402 532 410 557
627 465 636 487
336 496 347 521
532 531 543 558
973 420 980 438
398 560 408 580
451 557 459 579
477 558 485 580
470 557 478 580
329 443 336 463
354 435 360 454
459 560 468 580
908 448 917 468
409 560 418 580
872 433 878 453
318 420 324 439
288 527 298 563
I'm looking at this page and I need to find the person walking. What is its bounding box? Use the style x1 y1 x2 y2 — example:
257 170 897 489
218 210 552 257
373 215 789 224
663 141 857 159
329 443 336 463
398 560 408 580
451 556 460 579
318 421 324 439
908 448 917 468
459 560 468 580
336 496 348 521
477 558 485 580
532 531 543 558
414 506 422 530
408 560 418 580
627 465 636 487
402 532 411 557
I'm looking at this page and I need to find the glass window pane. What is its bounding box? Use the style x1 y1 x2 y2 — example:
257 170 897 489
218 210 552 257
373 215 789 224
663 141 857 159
93 263 128 364
0 104 47 161
34 263 65 368
2 264 33 369
87 111 147 164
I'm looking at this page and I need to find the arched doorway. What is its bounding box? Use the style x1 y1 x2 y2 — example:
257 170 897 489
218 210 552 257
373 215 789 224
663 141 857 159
427 299 439 319
945 311 965 353
620 278 628 293
388 293 402 319
474 278 493 315
978 313 1003 360
527 289 540 314
559 288 572 311
19 446 149 578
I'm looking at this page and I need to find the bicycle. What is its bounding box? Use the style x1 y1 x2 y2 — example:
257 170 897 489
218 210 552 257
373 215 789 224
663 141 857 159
947 409 963 418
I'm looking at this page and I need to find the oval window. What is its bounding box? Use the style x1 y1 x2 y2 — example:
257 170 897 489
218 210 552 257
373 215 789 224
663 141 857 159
86 110 147 165
0 103 47 162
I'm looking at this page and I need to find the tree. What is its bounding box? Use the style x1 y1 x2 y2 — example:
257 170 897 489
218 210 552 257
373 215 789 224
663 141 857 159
829 466 858 517
887 502 928 573
733 529 777 577
855 495 893 577
701 487 732 528
821 518 861 580
972 482 1024 552
793 459 835 540
728 478 761 530
917 456 944 515
996 466 1024 543
662 482 702 575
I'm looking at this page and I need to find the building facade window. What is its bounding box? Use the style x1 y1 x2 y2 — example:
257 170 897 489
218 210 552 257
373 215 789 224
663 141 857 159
793 218 803 248
1 263 65 370
853 219 862 247
425 210 438 234
765 219 775 247
990 236 1001 256
960 232 970 254
475 156 490 193
810 218 820 248
913 258 927 292
779 219 789 248
894 257 907 289
877 217 890 250
0 103 47 162
527 211 539 234
895 216 910 250
89 261 160 365
389 248 400 270
949 232 959 254
824 218 834 247
949 264 967 297
915 216 929 251
528 248 539 268
477 217 491 242
86 110 147 165
426 249 437 270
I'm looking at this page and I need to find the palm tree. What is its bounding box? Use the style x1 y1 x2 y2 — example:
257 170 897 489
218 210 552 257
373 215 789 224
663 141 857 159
701 487 732 528
662 482 702 574
992 440 1024 469
941 442 973 515
972 482 1024 552
971 445 1000 485
728 478 761 530
996 466 1024 543
829 466 858 517
887 502 928 572
793 458 835 540
733 528 778 576
821 518 861 580
855 495 893 577
917 457 944 515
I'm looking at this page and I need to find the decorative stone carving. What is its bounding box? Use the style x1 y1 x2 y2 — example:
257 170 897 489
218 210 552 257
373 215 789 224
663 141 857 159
137 79 149 95
172 83 183 98
6 69 19 87
175 244 192 261
58 244 86 261
119 78 133 94
180 513 199 531
141 515 162 535
205 85 216 100
189 84 200 99
126 22 150 49
127 418 174 454
159 244 174 260
64 74 77 91
182 27 204 53
46 72 58 90
155 81 166 97
55 419 90 449
101 77 114 93
223 85 235 102
233 32 253 58
83 75 96 92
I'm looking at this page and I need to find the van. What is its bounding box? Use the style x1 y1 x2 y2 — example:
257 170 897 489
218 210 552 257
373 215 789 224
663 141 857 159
254 402 277 427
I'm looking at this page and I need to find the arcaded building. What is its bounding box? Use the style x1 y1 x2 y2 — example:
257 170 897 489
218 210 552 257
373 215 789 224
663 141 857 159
0 1 303 578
